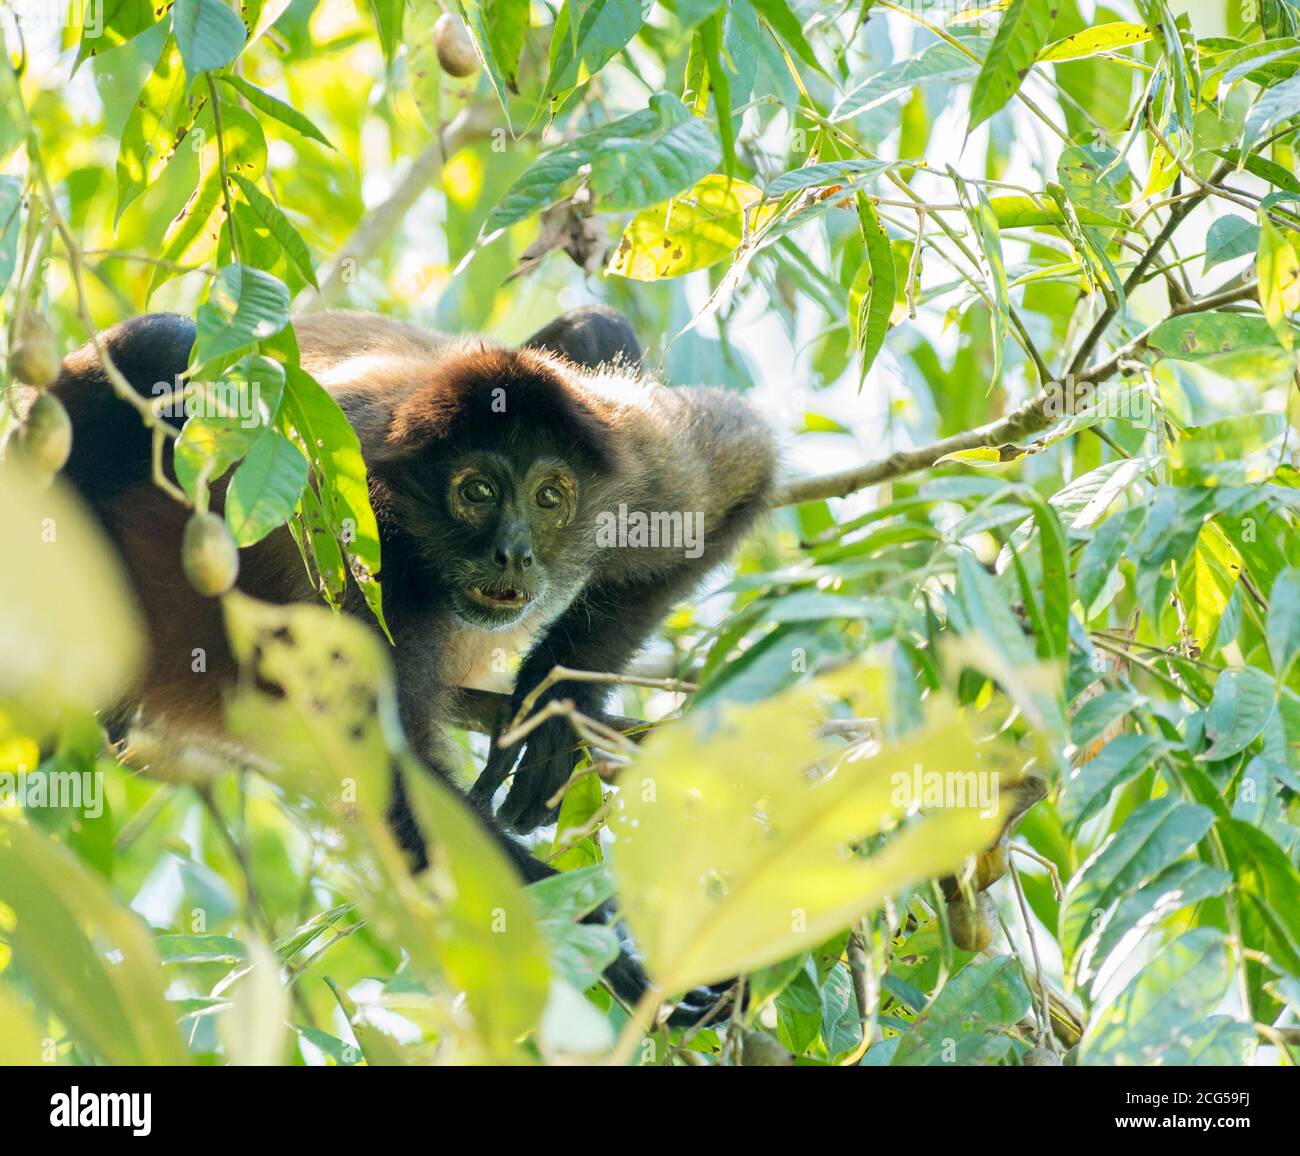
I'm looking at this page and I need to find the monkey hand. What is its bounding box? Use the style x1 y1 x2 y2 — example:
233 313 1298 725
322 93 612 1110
476 685 605 832
592 901 738 1027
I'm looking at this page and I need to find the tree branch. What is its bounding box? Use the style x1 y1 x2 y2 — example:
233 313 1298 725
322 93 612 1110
775 173 1254 509
301 103 498 308
448 688 649 738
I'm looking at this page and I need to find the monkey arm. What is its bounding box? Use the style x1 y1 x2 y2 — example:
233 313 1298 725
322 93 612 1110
472 569 700 830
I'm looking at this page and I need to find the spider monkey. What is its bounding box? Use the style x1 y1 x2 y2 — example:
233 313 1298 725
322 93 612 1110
47 304 777 1023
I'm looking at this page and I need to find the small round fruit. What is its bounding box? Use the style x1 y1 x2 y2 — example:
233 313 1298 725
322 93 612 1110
18 392 72 475
742 1030 794 1066
1023 1046 1062 1066
976 841 1010 891
947 892 996 953
435 13 479 77
182 512 240 596
9 313 62 387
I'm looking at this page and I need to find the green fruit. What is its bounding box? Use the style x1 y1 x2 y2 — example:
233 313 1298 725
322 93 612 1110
742 1030 794 1066
1023 1046 1062 1066
9 313 62 387
182 512 240 596
435 13 479 77
947 892 996 953
18 392 72 475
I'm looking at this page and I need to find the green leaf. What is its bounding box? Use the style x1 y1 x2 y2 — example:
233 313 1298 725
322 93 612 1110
588 93 720 211
987 193 1123 229
481 0 531 91
173 0 249 81
399 763 553 1054
1169 412 1286 482
154 932 247 964
966 182 1010 385
542 0 652 115
529 866 622 990
217 76 334 148
956 547 1035 670
225 429 309 546
849 193 896 383
173 354 286 497
1207 39 1300 95
1203 668 1276 760
607 174 767 280
115 35 206 225
1079 929 1234 1064
698 8 734 176
147 168 225 300
1148 312 1290 368
1244 71 1300 148
485 94 695 235
1204 214 1260 273
1061 734 1162 832
1063 798 1215 961
892 956 1032 1066
749 0 826 78
831 42 979 122
0 175 20 294
1038 21 1151 62
368 0 403 63
1177 521 1242 651
1216 147 1300 194
766 160 891 198
194 264 291 365
75 0 171 70
1084 862 1232 984
1078 506 1142 617
291 1024 361 1065
1257 214 1300 351
230 174 319 288
279 366 390 637
968 0 1055 130
1267 568 1300 677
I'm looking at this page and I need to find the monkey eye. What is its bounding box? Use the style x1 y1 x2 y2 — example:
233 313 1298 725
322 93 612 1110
460 478 496 504
535 484 563 510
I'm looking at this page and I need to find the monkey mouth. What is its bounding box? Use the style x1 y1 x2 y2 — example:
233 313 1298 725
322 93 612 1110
463 582 532 611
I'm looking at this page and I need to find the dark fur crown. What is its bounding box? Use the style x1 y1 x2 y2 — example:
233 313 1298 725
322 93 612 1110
383 346 621 472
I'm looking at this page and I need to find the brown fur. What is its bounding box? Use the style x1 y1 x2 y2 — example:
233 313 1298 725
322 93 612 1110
51 307 778 835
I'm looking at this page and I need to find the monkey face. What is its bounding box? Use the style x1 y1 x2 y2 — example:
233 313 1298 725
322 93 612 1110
429 450 592 630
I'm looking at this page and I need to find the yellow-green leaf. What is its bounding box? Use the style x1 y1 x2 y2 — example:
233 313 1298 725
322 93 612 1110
0 471 143 740
610 663 1017 994
1176 522 1242 653
1257 215 1300 352
607 175 768 281
0 815 190 1065
1038 22 1151 63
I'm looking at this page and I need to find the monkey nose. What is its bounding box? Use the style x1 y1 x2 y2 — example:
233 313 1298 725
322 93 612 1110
494 543 533 570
